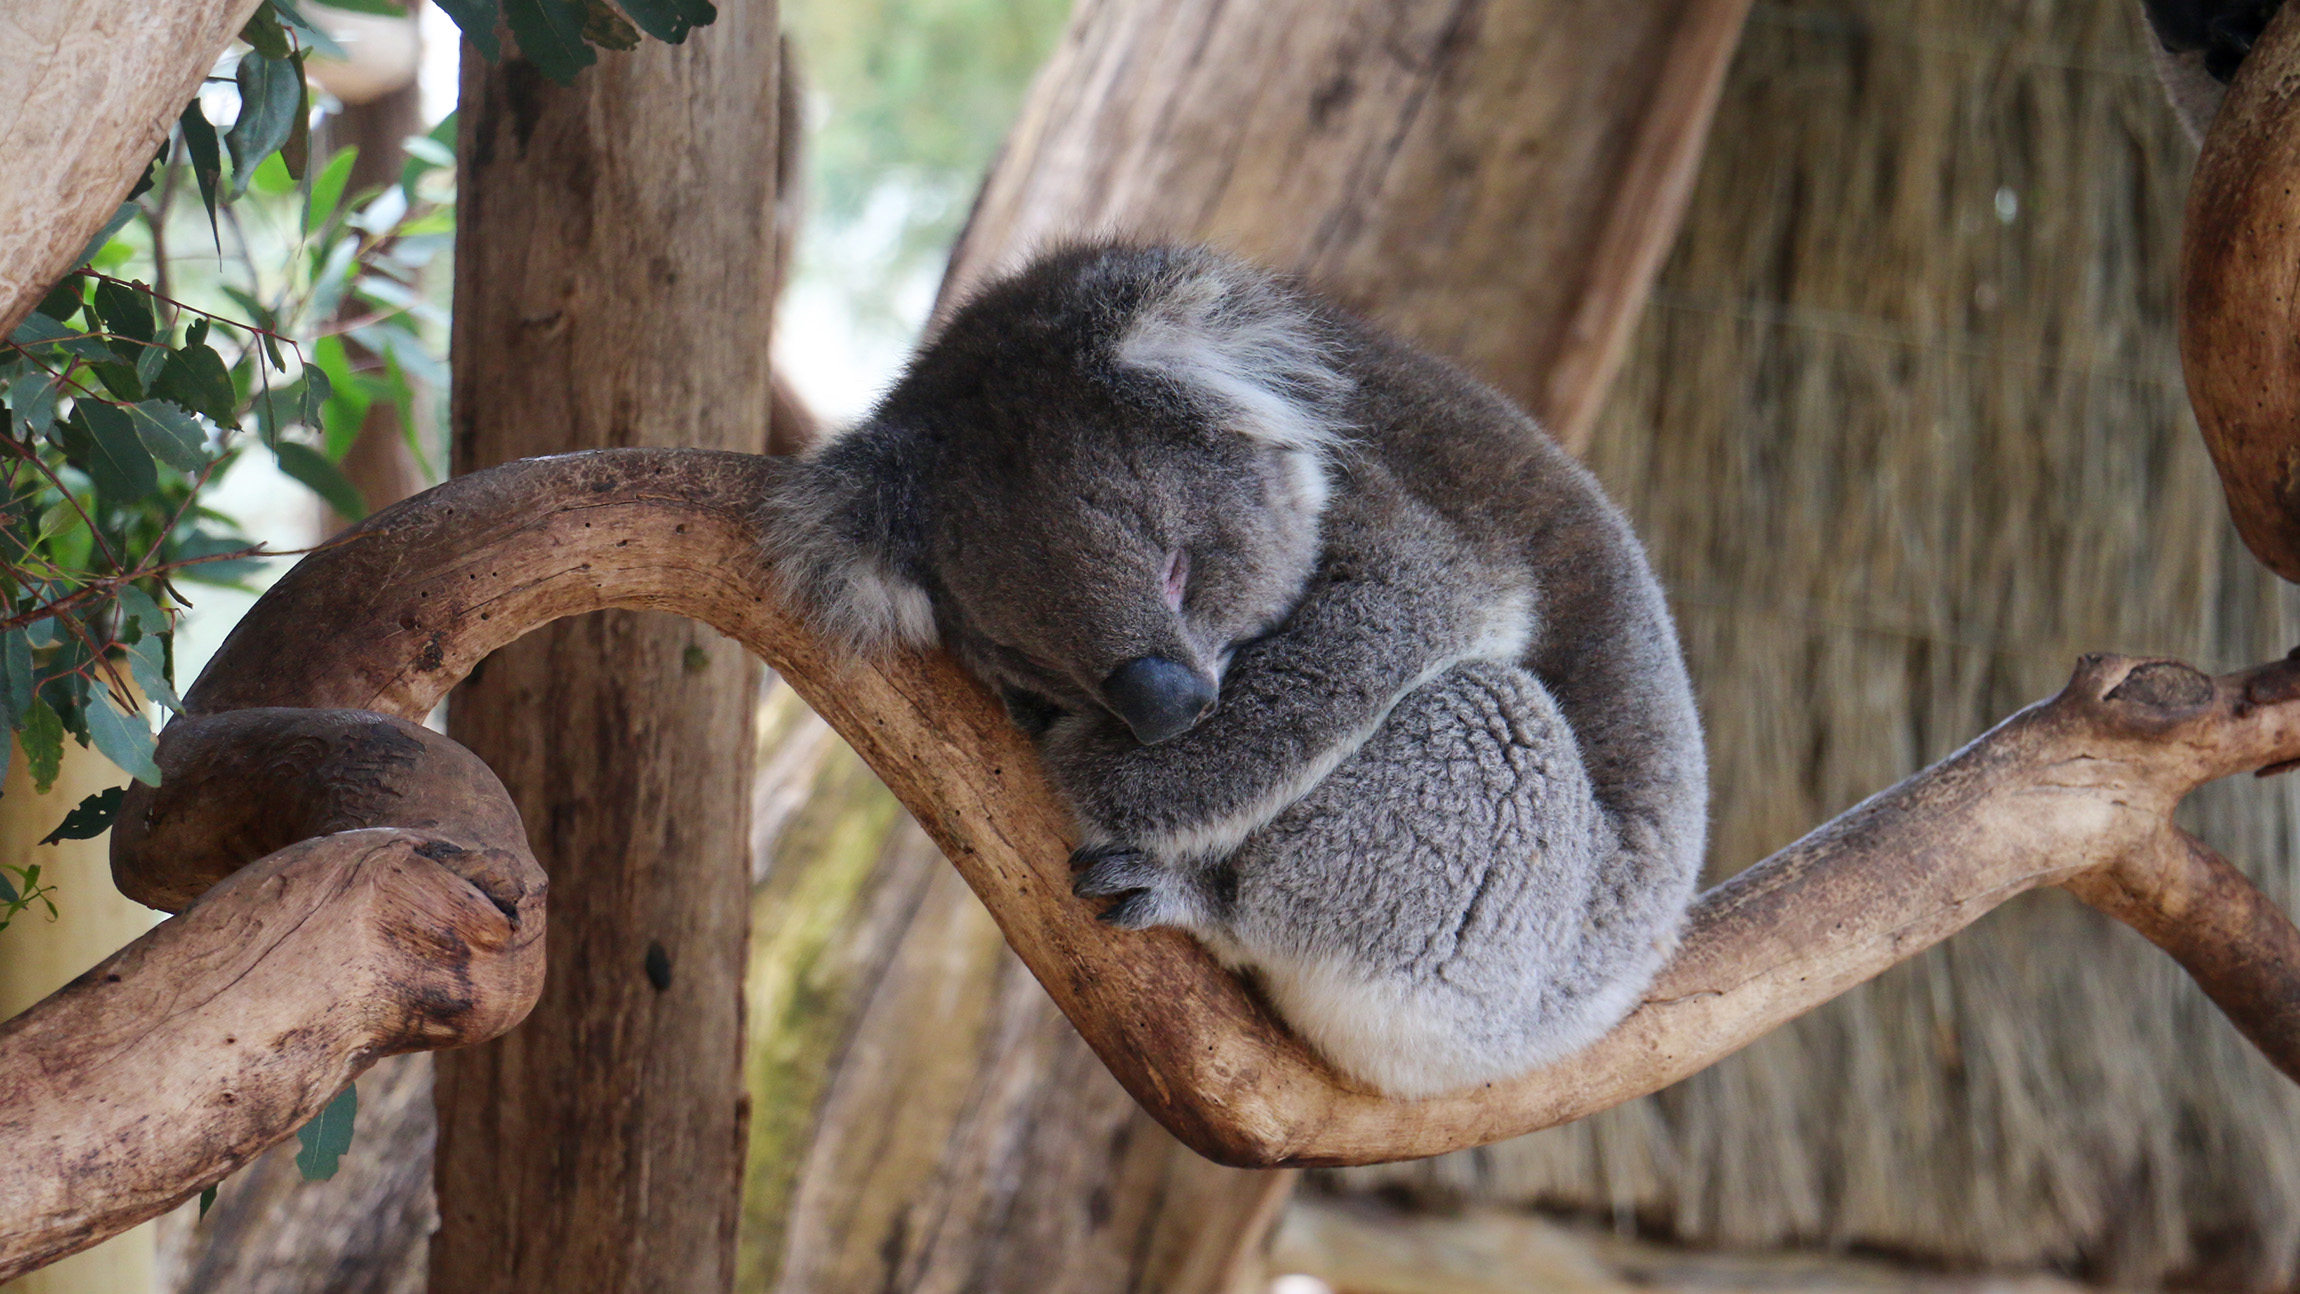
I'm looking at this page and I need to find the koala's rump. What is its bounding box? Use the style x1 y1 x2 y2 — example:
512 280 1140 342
1212 659 1680 1097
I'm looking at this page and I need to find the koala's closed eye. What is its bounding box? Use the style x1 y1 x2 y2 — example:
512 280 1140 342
999 686 1069 737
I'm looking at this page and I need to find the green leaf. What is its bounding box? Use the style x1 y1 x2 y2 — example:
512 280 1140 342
34 276 84 322
73 204 139 268
276 442 367 519
71 403 159 501
21 697 63 795
134 342 168 389
241 3 291 57
91 278 155 358
228 54 303 199
124 633 181 712
318 0 406 13
40 786 124 845
580 0 639 50
282 59 312 181
268 0 347 59
433 0 503 61
295 1084 358 1181
91 362 144 403
154 343 237 424
2 630 33 722
171 529 267 584
198 1186 218 1218
614 0 713 44
306 147 358 236
126 143 167 201
5 373 58 437
115 585 168 640
504 0 594 85
178 102 224 247
83 690 160 787
127 402 209 473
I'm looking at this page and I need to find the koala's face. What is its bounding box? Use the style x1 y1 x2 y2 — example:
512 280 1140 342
928 399 1326 745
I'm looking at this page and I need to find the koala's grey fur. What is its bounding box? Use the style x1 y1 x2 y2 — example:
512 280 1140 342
768 244 1707 1097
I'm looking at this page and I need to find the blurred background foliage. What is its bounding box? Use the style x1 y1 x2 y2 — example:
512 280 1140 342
776 0 1069 420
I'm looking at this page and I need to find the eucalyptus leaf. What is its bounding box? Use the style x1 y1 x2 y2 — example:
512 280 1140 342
125 634 181 712
114 585 168 641
73 204 140 268
40 786 123 845
133 343 167 389
432 0 503 61
295 1084 358 1181
179 102 223 247
228 54 302 199
83 691 161 787
615 0 714 43
72 403 159 501
34 276 84 322
268 0 348 59
5 374 57 437
504 0 595 85
240 4 291 58
154 343 237 423
21 697 62 795
276 442 367 520
3 630 33 721
127 402 209 473
306 148 359 236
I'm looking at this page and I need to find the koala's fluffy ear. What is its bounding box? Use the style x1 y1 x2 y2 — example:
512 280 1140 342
763 423 937 653
1114 258 1354 458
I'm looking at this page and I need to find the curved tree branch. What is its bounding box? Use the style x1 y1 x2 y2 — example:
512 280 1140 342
0 709 542 1281
89 449 2300 1174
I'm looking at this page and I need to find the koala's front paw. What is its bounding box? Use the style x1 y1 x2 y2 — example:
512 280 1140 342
1069 843 1179 929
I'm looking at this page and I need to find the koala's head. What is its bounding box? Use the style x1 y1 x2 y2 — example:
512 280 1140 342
769 244 1351 745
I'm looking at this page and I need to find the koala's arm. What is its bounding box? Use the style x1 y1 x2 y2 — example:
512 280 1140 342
1043 495 1526 860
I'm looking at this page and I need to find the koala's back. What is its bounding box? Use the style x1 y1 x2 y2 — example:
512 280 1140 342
1326 321 1709 888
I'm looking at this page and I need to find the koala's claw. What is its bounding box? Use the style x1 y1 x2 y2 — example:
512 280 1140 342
1096 889 1164 929
1071 847 1160 899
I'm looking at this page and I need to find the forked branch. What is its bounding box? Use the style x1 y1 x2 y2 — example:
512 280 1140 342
0 443 2294 1277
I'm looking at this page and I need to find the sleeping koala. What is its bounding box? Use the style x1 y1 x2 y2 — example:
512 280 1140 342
769 243 1707 1097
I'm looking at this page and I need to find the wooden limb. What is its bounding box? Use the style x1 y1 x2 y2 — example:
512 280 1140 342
2180 0 2300 583
0 710 542 1281
0 0 268 337
109 449 2300 1173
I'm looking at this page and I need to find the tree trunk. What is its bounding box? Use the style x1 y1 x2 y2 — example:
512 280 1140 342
735 0 1743 1286
1333 1 2300 1289
435 7 781 1289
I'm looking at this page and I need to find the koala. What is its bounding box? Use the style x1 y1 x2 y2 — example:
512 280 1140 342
768 243 1707 1098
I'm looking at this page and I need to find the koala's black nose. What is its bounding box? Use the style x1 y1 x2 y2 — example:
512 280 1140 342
1102 656 1217 745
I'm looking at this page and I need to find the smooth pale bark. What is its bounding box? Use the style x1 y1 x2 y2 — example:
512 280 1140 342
431 7 781 1290
0 0 267 338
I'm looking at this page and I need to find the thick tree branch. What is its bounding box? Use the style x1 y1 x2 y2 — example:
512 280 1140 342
2181 2 2300 582
0 710 542 1281
95 448 2300 1172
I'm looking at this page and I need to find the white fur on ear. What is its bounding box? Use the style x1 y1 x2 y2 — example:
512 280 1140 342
762 438 938 654
1115 262 1354 459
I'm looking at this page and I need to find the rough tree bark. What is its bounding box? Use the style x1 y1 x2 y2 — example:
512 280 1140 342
431 5 781 1289
731 2 1751 1286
